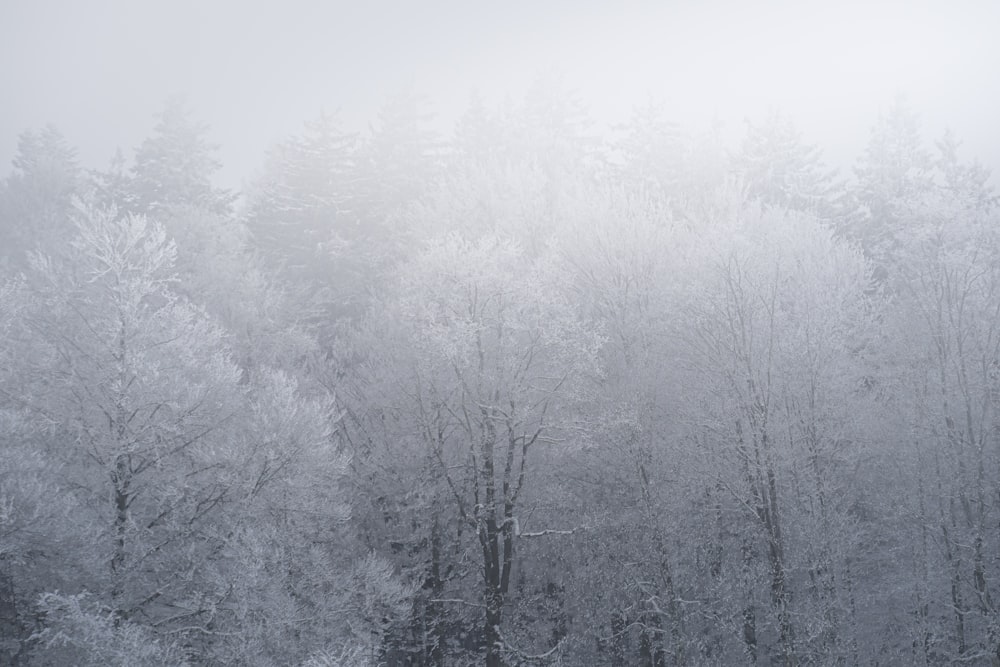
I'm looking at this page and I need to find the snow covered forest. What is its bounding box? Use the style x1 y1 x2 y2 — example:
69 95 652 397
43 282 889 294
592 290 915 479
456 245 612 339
1 82 999 666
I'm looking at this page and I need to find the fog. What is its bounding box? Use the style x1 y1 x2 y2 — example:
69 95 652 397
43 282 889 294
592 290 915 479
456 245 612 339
3 0 998 189
6 3 1000 665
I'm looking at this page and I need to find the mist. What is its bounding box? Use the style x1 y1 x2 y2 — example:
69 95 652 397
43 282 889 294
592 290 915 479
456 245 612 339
2 0 998 190
3 2 1000 665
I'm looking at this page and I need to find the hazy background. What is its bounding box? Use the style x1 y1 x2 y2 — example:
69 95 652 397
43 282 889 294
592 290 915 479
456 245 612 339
2 0 998 190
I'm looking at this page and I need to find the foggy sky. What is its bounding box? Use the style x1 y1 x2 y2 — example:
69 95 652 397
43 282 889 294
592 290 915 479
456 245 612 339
2 0 998 191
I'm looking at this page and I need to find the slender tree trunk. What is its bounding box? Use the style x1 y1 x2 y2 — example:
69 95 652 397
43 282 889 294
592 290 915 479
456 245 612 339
478 407 508 667
426 515 445 665
610 612 627 667
638 610 666 667
110 318 132 622
484 583 503 667
110 452 131 622
764 462 795 666
742 537 758 665
914 459 933 666
941 520 967 656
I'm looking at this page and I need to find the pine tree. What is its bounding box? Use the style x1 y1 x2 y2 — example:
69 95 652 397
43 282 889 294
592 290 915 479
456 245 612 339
90 148 138 213
733 111 843 218
935 129 996 214
613 100 687 197
849 96 933 271
244 110 366 338
0 125 81 267
130 96 235 217
355 91 442 222
246 110 357 277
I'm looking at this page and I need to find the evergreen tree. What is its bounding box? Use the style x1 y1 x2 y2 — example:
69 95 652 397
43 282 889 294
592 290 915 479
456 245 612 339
355 91 442 222
89 148 137 213
612 100 687 197
848 96 933 271
453 90 504 166
0 125 81 267
612 102 729 226
519 73 597 173
935 129 997 214
733 111 843 218
245 110 357 278
130 96 235 217
244 110 367 339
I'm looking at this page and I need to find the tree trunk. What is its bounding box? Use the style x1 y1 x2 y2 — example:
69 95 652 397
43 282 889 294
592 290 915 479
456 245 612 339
610 612 628 667
742 538 758 665
426 515 445 665
110 452 131 621
484 584 503 667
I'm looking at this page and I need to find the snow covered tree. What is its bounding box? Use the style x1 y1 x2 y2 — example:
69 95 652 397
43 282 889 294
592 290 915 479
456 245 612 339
672 204 878 664
244 111 368 332
355 91 442 222
848 96 933 274
246 110 357 275
0 125 81 268
934 130 996 215
349 234 602 666
882 185 1000 662
612 102 730 227
9 204 246 627
733 111 843 218
0 203 401 663
89 148 138 214
130 96 235 217
612 100 688 199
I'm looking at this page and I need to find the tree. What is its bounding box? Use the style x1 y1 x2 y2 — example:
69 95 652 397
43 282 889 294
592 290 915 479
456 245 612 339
355 91 442 222
612 102 730 227
0 203 400 663
244 111 366 332
350 234 601 666
552 190 687 664
674 204 878 664
89 148 138 214
7 204 247 626
421 82 600 252
848 95 933 274
612 100 688 202
0 125 81 268
130 96 235 217
245 110 357 274
733 111 843 218
934 130 996 215
0 275 90 665
884 189 1000 662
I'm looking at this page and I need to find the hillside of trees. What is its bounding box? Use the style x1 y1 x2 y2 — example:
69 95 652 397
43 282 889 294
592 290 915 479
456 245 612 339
1 88 999 666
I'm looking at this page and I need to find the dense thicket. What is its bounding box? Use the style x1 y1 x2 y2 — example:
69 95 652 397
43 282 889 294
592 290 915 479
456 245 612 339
1 90 998 665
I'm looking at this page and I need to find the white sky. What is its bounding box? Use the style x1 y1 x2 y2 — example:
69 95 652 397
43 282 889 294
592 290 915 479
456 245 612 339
1 0 998 189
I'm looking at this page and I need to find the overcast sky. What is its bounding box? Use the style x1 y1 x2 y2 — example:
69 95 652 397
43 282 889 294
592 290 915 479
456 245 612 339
2 0 998 190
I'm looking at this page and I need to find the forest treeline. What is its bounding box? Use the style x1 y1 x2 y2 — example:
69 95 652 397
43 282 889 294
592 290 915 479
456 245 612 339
1 83 999 666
